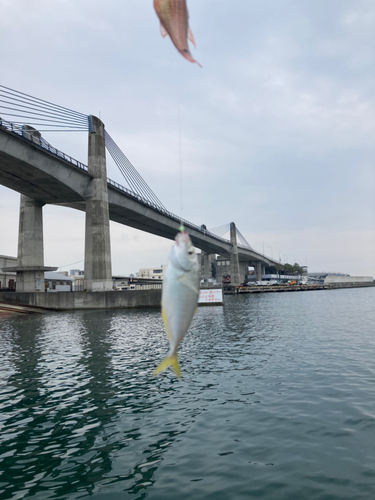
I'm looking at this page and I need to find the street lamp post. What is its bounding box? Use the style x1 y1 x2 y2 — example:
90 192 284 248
267 246 273 259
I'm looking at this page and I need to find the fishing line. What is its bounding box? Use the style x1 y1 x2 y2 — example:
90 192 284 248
178 91 185 232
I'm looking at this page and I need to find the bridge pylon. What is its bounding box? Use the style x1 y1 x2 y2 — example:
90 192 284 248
199 224 216 285
84 116 112 292
229 222 241 286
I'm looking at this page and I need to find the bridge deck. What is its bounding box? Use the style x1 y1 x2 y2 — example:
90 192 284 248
0 123 278 265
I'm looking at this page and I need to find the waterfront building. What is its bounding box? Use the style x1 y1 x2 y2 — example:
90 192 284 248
113 275 162 291
0 255 16 290
45 272 73 292
70 269 84 276
136 265 165 280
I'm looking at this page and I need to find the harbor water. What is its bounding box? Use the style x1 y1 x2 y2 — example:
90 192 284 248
1 287 374 499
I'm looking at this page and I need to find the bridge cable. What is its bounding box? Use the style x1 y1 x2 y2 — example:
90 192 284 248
108 133 165 209
0 100 88 125
105 134 155 204
0 85 89 131
208 223 231 237
105 131 166 210
105 138 150 202
0 86 88 118
236 228 253 249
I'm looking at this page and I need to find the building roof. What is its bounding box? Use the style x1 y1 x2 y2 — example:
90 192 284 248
0 255 17 260
45 271 73 281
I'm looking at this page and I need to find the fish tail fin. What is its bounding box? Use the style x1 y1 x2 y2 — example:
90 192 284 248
153 353 181 379
180 49 202 68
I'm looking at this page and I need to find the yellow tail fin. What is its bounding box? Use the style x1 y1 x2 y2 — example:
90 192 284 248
153 354 181 379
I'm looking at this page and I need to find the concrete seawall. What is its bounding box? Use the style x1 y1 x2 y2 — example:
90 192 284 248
226 281 375 294
0 289 162 311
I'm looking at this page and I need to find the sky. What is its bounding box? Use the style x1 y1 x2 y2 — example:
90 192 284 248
0 0 374 276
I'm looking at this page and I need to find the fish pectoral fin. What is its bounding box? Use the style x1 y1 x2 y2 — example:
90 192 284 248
177 274 199 295
160 22 168 38
153 353 181 379
188 27 196 48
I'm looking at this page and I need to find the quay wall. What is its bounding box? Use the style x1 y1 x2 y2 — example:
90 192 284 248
324 276 373 284
324 281 374 289
0 289 162 311
226 281 375 295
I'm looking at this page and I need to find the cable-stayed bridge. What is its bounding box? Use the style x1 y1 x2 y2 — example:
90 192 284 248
0 86 278 292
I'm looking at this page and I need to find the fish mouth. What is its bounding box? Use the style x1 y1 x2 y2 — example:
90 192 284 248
176 231 190 246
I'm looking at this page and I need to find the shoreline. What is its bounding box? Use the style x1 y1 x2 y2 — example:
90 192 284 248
224 282 375 295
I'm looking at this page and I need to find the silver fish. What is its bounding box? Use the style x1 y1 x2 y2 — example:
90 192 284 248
154 229 199 378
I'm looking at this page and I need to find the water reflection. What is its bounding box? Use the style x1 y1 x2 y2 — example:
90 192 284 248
0 315 48 498
1 289 374 499
1 309 223 499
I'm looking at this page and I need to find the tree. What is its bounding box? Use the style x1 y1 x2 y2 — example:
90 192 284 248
292 263 304 275
275 263 284 275
283 263 294 275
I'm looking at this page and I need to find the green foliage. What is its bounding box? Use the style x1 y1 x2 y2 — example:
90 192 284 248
275 262 304 275
292 263 304 274
275 263 284 273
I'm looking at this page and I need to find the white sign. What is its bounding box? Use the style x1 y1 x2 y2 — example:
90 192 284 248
198 288 223 304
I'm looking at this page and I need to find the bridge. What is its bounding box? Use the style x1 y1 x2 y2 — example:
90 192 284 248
0 86 279 293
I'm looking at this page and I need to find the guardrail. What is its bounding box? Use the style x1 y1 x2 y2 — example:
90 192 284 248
0 118 88 172
106 178 240 248
0 118 268 258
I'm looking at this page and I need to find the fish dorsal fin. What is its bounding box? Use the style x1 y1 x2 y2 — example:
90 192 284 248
178 274 199 295
160 22 168 38
188 27 196 48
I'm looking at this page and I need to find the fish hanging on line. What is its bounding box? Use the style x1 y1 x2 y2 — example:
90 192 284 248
154 227 199 379
153 0 202 67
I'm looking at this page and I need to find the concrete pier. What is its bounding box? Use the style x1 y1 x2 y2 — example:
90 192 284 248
200 251 211 280
0 289 162 310
229 222 240 286
3 194 56 292
84 116 112 292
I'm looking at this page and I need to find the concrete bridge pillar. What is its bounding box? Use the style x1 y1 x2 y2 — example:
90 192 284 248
17 195 45 292
241 263 250 284
229 222 240 286
84 116 112 291
5 195 57 292
256 261 263 282
200 224 215 284
200 251 211 280
200 252 216 282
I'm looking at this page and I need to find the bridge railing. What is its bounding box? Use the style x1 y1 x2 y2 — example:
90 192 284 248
106 178 262 254
0 118 88 172
0 118 261 256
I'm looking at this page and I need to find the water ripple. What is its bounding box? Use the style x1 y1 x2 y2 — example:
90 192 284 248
0 288 374 499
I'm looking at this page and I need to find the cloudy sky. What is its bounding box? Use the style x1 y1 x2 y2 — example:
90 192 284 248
1 0 374 276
